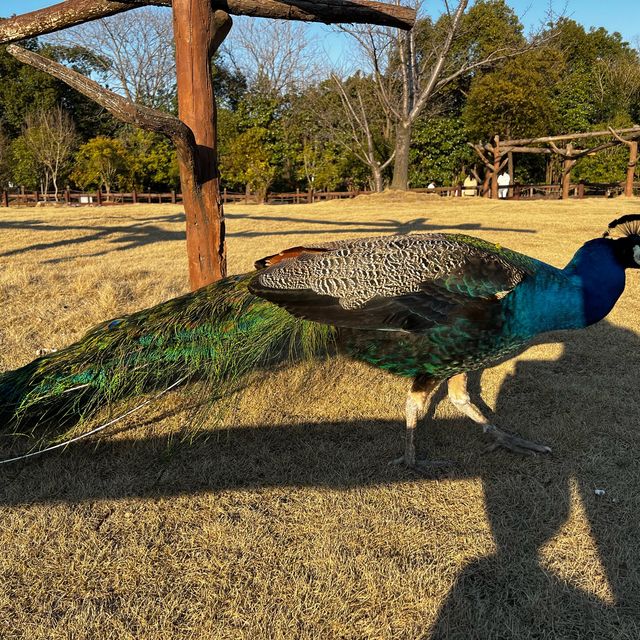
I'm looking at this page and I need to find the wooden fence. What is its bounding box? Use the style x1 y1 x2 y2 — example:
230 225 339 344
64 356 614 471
2 181 639 207
1 189 182 207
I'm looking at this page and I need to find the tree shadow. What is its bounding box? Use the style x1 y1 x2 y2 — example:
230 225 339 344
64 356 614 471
0 214 534 260
429 320 640 638
0 218 185 262
226 212 535 238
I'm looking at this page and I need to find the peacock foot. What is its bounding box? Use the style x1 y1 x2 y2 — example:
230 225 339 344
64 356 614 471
482 424 552 456
389 454 453 474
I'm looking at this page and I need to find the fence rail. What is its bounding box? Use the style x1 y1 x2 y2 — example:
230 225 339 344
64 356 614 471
1 189 182 207
2 181 639 207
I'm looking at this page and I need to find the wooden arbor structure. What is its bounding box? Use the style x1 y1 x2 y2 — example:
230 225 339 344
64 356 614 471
0 0 415 289
472 126 640 200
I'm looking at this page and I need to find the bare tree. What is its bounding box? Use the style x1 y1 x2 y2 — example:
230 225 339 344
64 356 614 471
23 106 77 200
224 17 322 94
334 0 543 190
593 53 640 119
330 73 394 191
47 7 176 109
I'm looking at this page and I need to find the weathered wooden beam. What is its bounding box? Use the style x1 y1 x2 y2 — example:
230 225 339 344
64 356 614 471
0 0 416 44
0 1 148 42
626 142 638 198
491 135 500 199
561 143 574 200
502 146 552 154
571 141 619 159
469 143 493 169
214 0 415 28
549 139 620 160
501 126 640 147
608 127 639 197
5 44 198 176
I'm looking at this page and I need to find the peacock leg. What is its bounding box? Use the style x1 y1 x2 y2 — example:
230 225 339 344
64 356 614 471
390 375 449 470
447 373 551 455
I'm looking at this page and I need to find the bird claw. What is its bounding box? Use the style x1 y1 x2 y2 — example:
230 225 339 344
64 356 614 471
483 426 551 456
389 455 454 475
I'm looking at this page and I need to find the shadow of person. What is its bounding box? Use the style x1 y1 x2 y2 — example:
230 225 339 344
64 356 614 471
429 320 640 639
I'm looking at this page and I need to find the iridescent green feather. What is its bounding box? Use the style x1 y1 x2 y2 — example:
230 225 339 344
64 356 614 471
0 273 336 443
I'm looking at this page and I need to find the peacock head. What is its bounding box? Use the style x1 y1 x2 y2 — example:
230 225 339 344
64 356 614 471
603 214 640 269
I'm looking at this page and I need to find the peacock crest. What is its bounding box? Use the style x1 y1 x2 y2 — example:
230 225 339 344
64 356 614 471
603 214 640 238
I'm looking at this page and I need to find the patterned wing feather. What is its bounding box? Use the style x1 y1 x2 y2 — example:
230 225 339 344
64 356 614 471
249 233 543 332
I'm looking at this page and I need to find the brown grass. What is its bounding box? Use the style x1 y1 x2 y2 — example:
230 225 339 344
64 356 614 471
1 194 640 639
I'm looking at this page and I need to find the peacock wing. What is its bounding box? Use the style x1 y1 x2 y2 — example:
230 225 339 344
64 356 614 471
249 233 544 332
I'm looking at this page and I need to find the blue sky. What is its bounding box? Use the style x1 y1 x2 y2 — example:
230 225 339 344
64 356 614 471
4 0 639 63
7 0 640 39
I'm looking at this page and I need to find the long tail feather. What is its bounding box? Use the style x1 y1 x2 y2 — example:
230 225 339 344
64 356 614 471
0 272 337 444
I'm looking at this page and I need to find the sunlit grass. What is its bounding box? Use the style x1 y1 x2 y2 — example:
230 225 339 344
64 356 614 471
1 194 640 639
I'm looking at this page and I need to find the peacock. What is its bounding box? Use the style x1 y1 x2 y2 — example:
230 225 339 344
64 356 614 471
1 214 639 469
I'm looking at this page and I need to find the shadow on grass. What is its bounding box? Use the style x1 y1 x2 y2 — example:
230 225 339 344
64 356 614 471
226 212 535 238
0 321 638 635
0 213 535 260
0 218 185 261
430 320 640 638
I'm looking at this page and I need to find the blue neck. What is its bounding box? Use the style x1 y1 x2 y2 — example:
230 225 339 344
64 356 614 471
562 238 626 326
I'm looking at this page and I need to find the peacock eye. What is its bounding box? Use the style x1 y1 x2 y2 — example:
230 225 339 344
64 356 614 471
634 245 640 266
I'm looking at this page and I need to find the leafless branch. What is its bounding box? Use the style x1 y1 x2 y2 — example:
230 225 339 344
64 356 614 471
224 18 322 94
608 126 636 147
47 7 176 108
409 0 468 120
5 44 198 176
547 140 565 156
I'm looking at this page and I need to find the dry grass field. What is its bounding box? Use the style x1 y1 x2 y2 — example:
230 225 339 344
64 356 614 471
1 193 640 639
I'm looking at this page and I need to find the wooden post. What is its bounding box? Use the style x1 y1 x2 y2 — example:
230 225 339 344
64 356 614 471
223 187 227 204
545 156 552 185
308 188 313 204
132 189 137 204
64 187 70 204
626 141 638 198
171 189 177 204
34 189 39 204
491 135 500 199
562 143 573 200
482 172 490 198
507 151 514 198
96 190 102 205
173 0 231 289
577 182 585 199
606 128 639 198
2 190 8 207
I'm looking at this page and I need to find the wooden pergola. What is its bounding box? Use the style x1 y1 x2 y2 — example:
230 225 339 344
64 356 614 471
471 126 640 200
0 0 415 289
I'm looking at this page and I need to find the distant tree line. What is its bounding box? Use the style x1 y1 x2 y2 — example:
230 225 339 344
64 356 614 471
1 1 639 200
